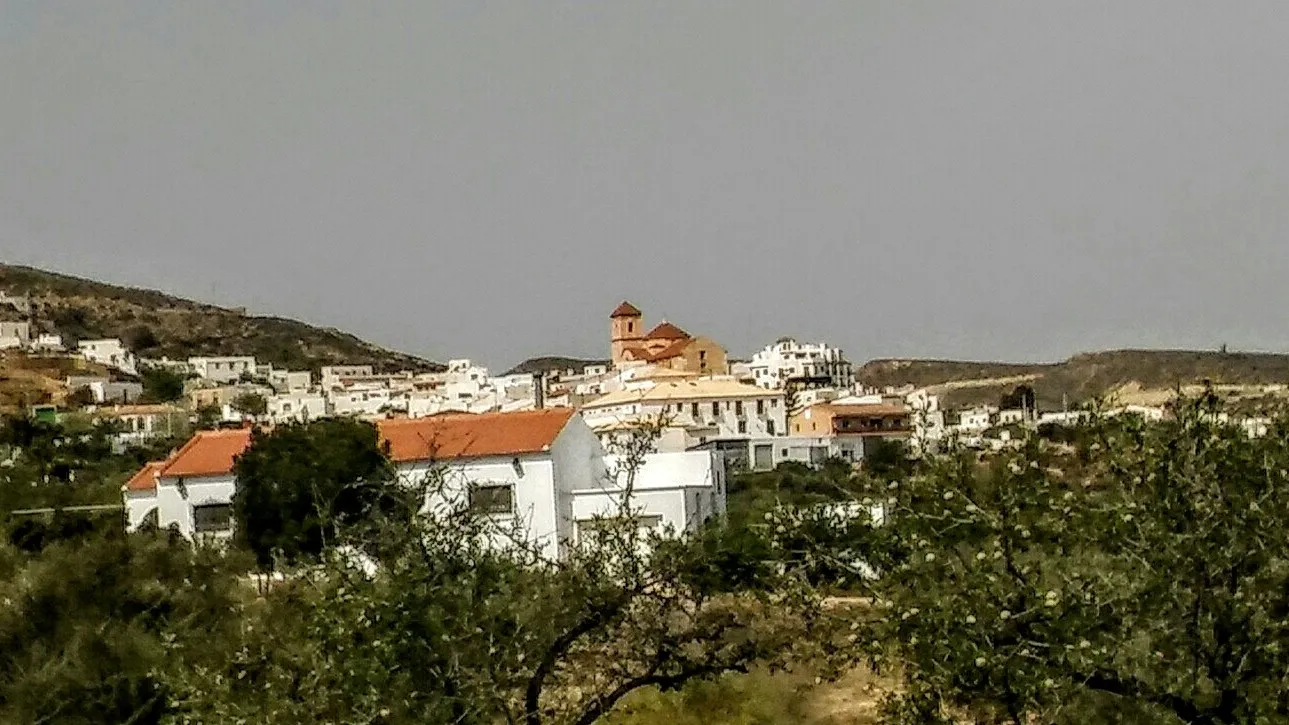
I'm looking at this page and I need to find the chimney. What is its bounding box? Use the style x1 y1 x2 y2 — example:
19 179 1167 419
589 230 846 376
533 372 545 409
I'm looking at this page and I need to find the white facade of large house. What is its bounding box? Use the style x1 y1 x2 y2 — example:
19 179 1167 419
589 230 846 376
79 338 138 375
267 392 330 423
321 365 375 390
189 356 258 384
580 377 786 452
748 339 854 390
123 409 724 561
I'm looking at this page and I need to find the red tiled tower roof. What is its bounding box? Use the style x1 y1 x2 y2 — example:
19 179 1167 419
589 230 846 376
610 301 642 318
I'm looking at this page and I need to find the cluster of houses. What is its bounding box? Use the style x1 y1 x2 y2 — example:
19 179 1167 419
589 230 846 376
12 294 1269 557
112 300 920 552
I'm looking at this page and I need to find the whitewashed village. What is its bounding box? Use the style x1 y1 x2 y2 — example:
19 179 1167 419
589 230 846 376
1 290 1272 551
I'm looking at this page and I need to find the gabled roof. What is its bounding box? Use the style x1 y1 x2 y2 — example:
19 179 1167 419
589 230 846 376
645 321 690 341
378 408 576 462
644 338 691 362
160 428 253 478
147 409 579 480
610 301 642 318
123 460 167 493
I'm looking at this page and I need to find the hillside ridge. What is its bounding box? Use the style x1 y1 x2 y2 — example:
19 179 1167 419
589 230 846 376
857 349 1289 408
0 264 442 373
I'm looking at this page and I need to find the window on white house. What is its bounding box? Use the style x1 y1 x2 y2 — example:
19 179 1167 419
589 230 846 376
767 420 776 435
737 420 747 434
468 483 515 516
193 503 233 533
576 515 663 547
711 401 719 416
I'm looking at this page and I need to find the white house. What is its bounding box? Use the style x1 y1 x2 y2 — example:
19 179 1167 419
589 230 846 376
122 409 723 560
268 369 314 394
955 406 998 434
188 356 258 384
571 450 726 540
748 338 854 391
321 365 375 390
91 404 185 448
0 320 31 349
31 333 65 352
267 392 330 423
580 377 787 452
80 339 138 375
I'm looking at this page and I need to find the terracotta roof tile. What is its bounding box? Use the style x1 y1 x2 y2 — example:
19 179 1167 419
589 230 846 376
379 408 575 462
645 321 690 340
123 460 167 493
149 409 579 479
160 429 253 478
644 339 691 362
610 301 642 318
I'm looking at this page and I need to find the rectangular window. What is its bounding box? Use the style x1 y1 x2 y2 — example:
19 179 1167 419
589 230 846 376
193 503 233 533
735 400 744 416
757 399 765 415
691 402 699 418
711 401 719 416
767 420 776 435
469 484 515 515
577 515 663 547
737 420 747 434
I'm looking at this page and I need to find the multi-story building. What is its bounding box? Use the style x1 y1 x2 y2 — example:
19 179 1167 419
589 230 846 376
267 392 330 423
747 338 853 391
122 409 725 560
580 377 786 452
790 401 913 462
268 369 313 394
79 339 138 375
188 356 258 384
320 365 375 390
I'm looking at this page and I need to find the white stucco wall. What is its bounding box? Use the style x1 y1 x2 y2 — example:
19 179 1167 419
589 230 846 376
125 490 159 531
155 473 237 539
398 454 563 560
572 450 725 537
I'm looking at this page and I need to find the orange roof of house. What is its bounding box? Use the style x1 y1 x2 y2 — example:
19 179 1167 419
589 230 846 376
379 408 575 462
610 301 642 318
160 428 254 478
645 321 690 340
123 460 167 493
149 409 578 479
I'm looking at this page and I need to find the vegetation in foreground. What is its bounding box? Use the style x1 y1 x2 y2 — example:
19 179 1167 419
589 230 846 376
2 397 1289 723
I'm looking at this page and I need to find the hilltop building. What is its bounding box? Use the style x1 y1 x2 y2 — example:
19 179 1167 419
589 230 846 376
608 301 728 375
748 338 853 391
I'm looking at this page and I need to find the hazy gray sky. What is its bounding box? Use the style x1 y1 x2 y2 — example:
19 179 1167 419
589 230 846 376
4 2 1289 369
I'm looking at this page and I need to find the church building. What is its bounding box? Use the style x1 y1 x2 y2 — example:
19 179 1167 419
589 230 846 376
609 301 728 375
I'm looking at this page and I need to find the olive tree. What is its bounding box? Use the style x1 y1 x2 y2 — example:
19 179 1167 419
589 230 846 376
845 397 1289 723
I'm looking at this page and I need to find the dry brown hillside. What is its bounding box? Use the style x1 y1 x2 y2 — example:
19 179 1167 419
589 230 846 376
0 264 442 373
857 350 1289 409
